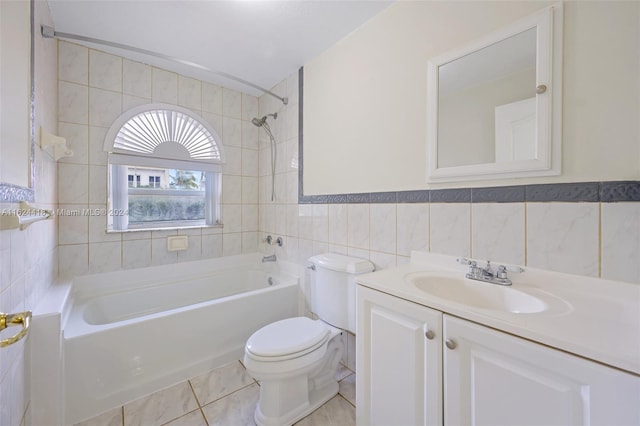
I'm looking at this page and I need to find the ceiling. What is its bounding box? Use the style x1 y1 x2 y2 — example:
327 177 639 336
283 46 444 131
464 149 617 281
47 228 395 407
47 0 393 99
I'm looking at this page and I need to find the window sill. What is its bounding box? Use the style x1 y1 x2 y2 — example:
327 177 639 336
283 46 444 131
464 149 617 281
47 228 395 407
106 224 224 234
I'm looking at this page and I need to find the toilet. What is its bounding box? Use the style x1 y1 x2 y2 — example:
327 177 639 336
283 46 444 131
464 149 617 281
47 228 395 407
243 253 374 426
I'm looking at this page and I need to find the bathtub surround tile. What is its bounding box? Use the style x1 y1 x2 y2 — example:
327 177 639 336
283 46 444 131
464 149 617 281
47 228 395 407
471 203 525 266
88 165 107 204
122 239 152 270
312 204 329 243
201 383 259 426
59 81 89 124
178 75 202 110
601 203 640 283
223 233 242 257
396 203 429 257
73 406 122 426
526 203 599 277
223 117 243 148
190 361 255 406
152 68 178 104
294 395 355 426
122 94 149 111
429 203 471 257
58 244 89 280
242 94 259 122
202 234 223 258
222 205 243 233
242 232 259 253
223 146 242 176
222 88 242 119
89 241 122 274
89 88 122 128
58 164 89 204
202 83 223 115
59 41 88 85
124 381 198 426
58 204 89 245
89 50 122 92
151 237 178 266
123 59 151 99
58 122 89 165
89 126 108 166
242 121 260 150
242 149 259 177
242 177 259 204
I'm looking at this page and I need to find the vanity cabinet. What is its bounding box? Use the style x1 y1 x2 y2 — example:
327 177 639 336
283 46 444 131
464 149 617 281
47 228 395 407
357 285 640 426
444 315 639 426
356 285 443 426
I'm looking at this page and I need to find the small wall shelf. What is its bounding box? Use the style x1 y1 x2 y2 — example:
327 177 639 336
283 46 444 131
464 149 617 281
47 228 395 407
0 201 54 230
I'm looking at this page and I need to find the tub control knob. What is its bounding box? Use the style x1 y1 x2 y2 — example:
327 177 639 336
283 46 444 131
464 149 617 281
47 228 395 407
425 330 435 340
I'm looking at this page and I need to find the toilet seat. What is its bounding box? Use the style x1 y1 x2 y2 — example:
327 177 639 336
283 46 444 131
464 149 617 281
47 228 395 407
246 317 330 362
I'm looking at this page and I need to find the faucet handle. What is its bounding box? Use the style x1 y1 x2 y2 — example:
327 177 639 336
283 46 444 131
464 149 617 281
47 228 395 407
497 265 508 279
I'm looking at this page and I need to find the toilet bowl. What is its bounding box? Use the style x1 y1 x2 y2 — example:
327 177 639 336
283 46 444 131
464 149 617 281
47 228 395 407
243 253 374 426
244 317 344 426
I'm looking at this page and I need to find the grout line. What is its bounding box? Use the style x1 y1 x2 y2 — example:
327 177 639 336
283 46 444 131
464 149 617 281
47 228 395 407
337 392 356 409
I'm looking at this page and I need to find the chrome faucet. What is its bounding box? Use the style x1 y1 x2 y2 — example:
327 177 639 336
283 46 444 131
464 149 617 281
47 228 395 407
457 258 512 286
262 254 277 263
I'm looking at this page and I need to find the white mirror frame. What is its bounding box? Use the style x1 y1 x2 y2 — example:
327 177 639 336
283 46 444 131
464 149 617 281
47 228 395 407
427 3 563 183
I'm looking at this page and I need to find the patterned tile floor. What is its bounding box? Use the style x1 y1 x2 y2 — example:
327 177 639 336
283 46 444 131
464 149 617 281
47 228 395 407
75 361 356 426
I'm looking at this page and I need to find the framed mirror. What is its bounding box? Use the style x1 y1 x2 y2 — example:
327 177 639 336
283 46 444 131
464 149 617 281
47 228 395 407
0 0 35 202
427 4 563 183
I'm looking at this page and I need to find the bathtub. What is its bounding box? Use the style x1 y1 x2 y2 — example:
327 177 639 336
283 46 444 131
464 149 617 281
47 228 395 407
62 253 300 425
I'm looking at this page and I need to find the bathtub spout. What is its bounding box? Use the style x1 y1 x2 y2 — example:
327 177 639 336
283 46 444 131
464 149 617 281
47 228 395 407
262 254 277 263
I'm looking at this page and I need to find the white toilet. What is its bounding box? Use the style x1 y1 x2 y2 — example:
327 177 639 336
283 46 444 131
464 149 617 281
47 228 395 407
243 253 374 426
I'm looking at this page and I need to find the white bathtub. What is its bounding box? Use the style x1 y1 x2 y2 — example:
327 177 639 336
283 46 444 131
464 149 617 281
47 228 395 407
62 253 300 425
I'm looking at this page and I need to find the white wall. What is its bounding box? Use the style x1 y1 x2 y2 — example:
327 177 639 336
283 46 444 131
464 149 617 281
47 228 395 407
0 1 58 425
56 42 262 277
303 1 640 194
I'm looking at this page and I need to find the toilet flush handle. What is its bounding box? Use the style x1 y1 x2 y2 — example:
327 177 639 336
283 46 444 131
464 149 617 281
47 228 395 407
307 264 316 271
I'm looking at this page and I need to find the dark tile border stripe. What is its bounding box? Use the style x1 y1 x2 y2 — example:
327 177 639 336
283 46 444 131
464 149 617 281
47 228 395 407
297 67 639 204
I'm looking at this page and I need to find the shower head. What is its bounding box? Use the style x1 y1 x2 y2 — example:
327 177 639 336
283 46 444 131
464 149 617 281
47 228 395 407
251 112 278 128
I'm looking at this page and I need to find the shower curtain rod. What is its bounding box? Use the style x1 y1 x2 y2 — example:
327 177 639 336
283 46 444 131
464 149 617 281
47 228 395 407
41 25 288 106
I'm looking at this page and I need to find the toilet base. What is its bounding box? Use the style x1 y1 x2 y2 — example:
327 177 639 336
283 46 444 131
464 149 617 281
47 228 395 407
254 380 338 426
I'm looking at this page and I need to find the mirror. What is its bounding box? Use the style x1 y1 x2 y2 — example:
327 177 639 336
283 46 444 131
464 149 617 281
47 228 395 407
427 4 562 183
0 0 35 202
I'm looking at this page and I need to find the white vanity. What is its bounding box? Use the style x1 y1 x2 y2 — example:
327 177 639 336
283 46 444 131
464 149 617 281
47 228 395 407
356 252 640 426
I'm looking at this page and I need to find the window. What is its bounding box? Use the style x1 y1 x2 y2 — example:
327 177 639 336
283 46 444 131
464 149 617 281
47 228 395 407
104 104 225 231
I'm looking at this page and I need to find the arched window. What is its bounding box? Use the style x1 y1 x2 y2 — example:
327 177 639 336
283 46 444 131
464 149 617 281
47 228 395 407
104 104 225 231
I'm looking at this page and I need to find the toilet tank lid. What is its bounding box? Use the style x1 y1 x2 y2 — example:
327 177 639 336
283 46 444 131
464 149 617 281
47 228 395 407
308 253 375 274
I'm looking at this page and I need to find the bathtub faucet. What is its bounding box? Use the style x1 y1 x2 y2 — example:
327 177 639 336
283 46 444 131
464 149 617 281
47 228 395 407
262 254 277 263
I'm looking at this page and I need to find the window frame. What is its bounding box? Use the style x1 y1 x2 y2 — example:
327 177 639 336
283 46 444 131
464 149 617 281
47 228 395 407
104 104 225 232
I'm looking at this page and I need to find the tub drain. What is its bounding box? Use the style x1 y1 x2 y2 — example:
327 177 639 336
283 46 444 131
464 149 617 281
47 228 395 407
268 277 274 286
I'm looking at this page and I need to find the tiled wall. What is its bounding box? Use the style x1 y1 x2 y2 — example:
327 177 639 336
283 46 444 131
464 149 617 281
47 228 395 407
257 72 640 292
56 41 262 278
0 2 58 425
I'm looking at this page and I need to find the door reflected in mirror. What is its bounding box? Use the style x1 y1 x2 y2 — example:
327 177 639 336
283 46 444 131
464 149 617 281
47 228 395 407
427 4 562 183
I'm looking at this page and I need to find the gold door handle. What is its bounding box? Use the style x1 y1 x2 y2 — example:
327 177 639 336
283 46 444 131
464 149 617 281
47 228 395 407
0 311 32 348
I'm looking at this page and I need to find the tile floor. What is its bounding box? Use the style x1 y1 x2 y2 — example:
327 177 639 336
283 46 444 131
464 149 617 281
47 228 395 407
75 361 356 426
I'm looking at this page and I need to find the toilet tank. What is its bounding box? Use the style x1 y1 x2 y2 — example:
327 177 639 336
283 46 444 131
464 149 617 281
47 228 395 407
308 253 375 333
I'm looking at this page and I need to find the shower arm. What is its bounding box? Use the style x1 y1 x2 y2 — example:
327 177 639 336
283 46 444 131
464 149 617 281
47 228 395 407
41 25 288 106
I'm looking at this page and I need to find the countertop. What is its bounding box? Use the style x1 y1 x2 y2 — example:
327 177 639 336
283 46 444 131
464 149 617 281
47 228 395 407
356 252 640 375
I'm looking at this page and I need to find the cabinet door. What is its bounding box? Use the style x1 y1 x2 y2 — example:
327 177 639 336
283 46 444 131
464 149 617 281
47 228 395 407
356 286 442 426
444 315 640 426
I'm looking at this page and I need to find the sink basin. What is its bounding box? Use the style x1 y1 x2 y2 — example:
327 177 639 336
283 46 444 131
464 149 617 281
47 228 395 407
405 272 549 314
